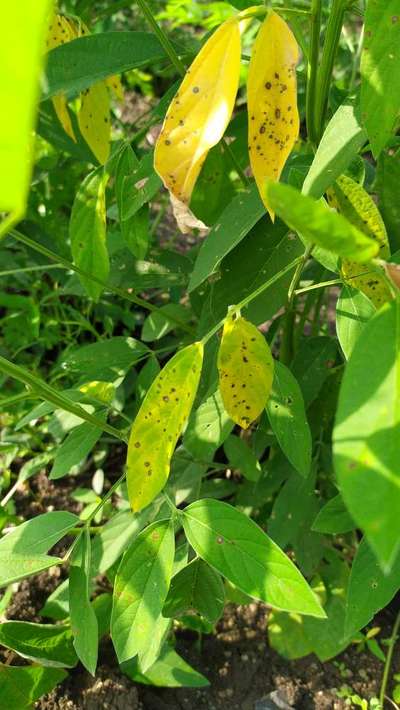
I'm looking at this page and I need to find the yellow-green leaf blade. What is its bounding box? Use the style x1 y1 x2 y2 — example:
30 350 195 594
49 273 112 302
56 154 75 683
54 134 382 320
217 315 274 429
78 82 111 164
127 342 204 512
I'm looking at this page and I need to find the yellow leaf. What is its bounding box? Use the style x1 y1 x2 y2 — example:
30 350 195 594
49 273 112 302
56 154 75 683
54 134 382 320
218 314 274 429
328 175 392 309
154 18 241 232
47 14 77 141
106 75 124 102
78 82 111 164
126 342 204 512
247 11 299 221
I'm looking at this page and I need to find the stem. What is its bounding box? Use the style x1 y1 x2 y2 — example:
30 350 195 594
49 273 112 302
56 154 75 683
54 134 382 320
306 0 322 145
201 255 303 345
295 277 342 295
280 244 313 364
379 609 400 706
84 473 126 527
10 229 195 335
0 355 128 443
314 0 347 143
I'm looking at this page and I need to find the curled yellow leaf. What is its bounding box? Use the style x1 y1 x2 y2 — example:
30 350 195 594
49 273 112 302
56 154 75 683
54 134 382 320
247 11 299 220
154 18 241 232
126 342 204 512
218 314 274 429
328 175 392 308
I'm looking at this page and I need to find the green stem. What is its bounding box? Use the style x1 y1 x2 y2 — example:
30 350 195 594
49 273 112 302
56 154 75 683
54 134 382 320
314 0 347 143
379 609 400 706
10 229 195 335
295 277 342 295
0 263 63 278
84 473 126 527
0 355 128 443
306 0 322 145
201 255 303 345
280 244 313 364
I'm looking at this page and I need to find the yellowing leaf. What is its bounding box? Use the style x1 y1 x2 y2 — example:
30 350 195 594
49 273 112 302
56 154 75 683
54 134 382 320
106 75 124 102
47 14 77 141
127 342 204 512
154 18 241 232
247 11 299 221
78 83 111 164
217 315 274 429
328 175 392 308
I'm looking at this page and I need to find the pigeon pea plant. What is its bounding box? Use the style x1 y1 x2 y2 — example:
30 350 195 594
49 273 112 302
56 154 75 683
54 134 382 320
0 0 400 706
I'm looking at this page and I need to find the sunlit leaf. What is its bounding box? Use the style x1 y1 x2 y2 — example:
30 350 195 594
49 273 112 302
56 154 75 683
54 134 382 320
265 181 379 262
154 18 241 231
217 314 274 428
78 82 111 164
126 342 204 512
247 11 299 220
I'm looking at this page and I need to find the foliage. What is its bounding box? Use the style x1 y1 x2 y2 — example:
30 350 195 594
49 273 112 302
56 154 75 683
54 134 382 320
1 0 400 705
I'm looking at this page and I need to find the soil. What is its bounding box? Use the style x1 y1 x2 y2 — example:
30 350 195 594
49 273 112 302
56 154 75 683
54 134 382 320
3 457 395 709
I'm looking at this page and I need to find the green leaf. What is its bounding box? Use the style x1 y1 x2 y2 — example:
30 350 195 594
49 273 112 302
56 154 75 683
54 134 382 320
141 304 191 342
0 664 67 710
376 148 400 252
333 298 400 570
183 388 233 461
0 511 78 587
163 558 225 624
111 519 175 665
69 533 98 676
223 435 261 482
361 1 400 157
44 32 169 100
115 144 149 259
302 102 367 199
268 610 312 660
336 285 376 360
345 538 400 637
198 219 303 334
50 421 103 480
122 644 209 688
312 495 355 534
265 181 379 262
126 343 203 512
61 336 149 382
70 168 109 301
91 509 149 575
182 499 325 618
0 2 52 215
0 621 76 668
188 185 265 293
292 336 337 407
266 361 312 478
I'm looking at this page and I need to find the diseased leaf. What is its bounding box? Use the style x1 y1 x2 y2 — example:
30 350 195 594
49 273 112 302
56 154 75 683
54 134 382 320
345 538 400 637
247 11 299 219
265 181 379 262
46 14 77 141
361 1 400 157
154 18 241 231
78 82 111 164
266 361 312 478
328 175 391 308
333 298 400 570
217 315 274 429
375 148 400 253
182 499 325 618
69 168 110 301
163 558 225 623
126 343 204 512
111 519 175 665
